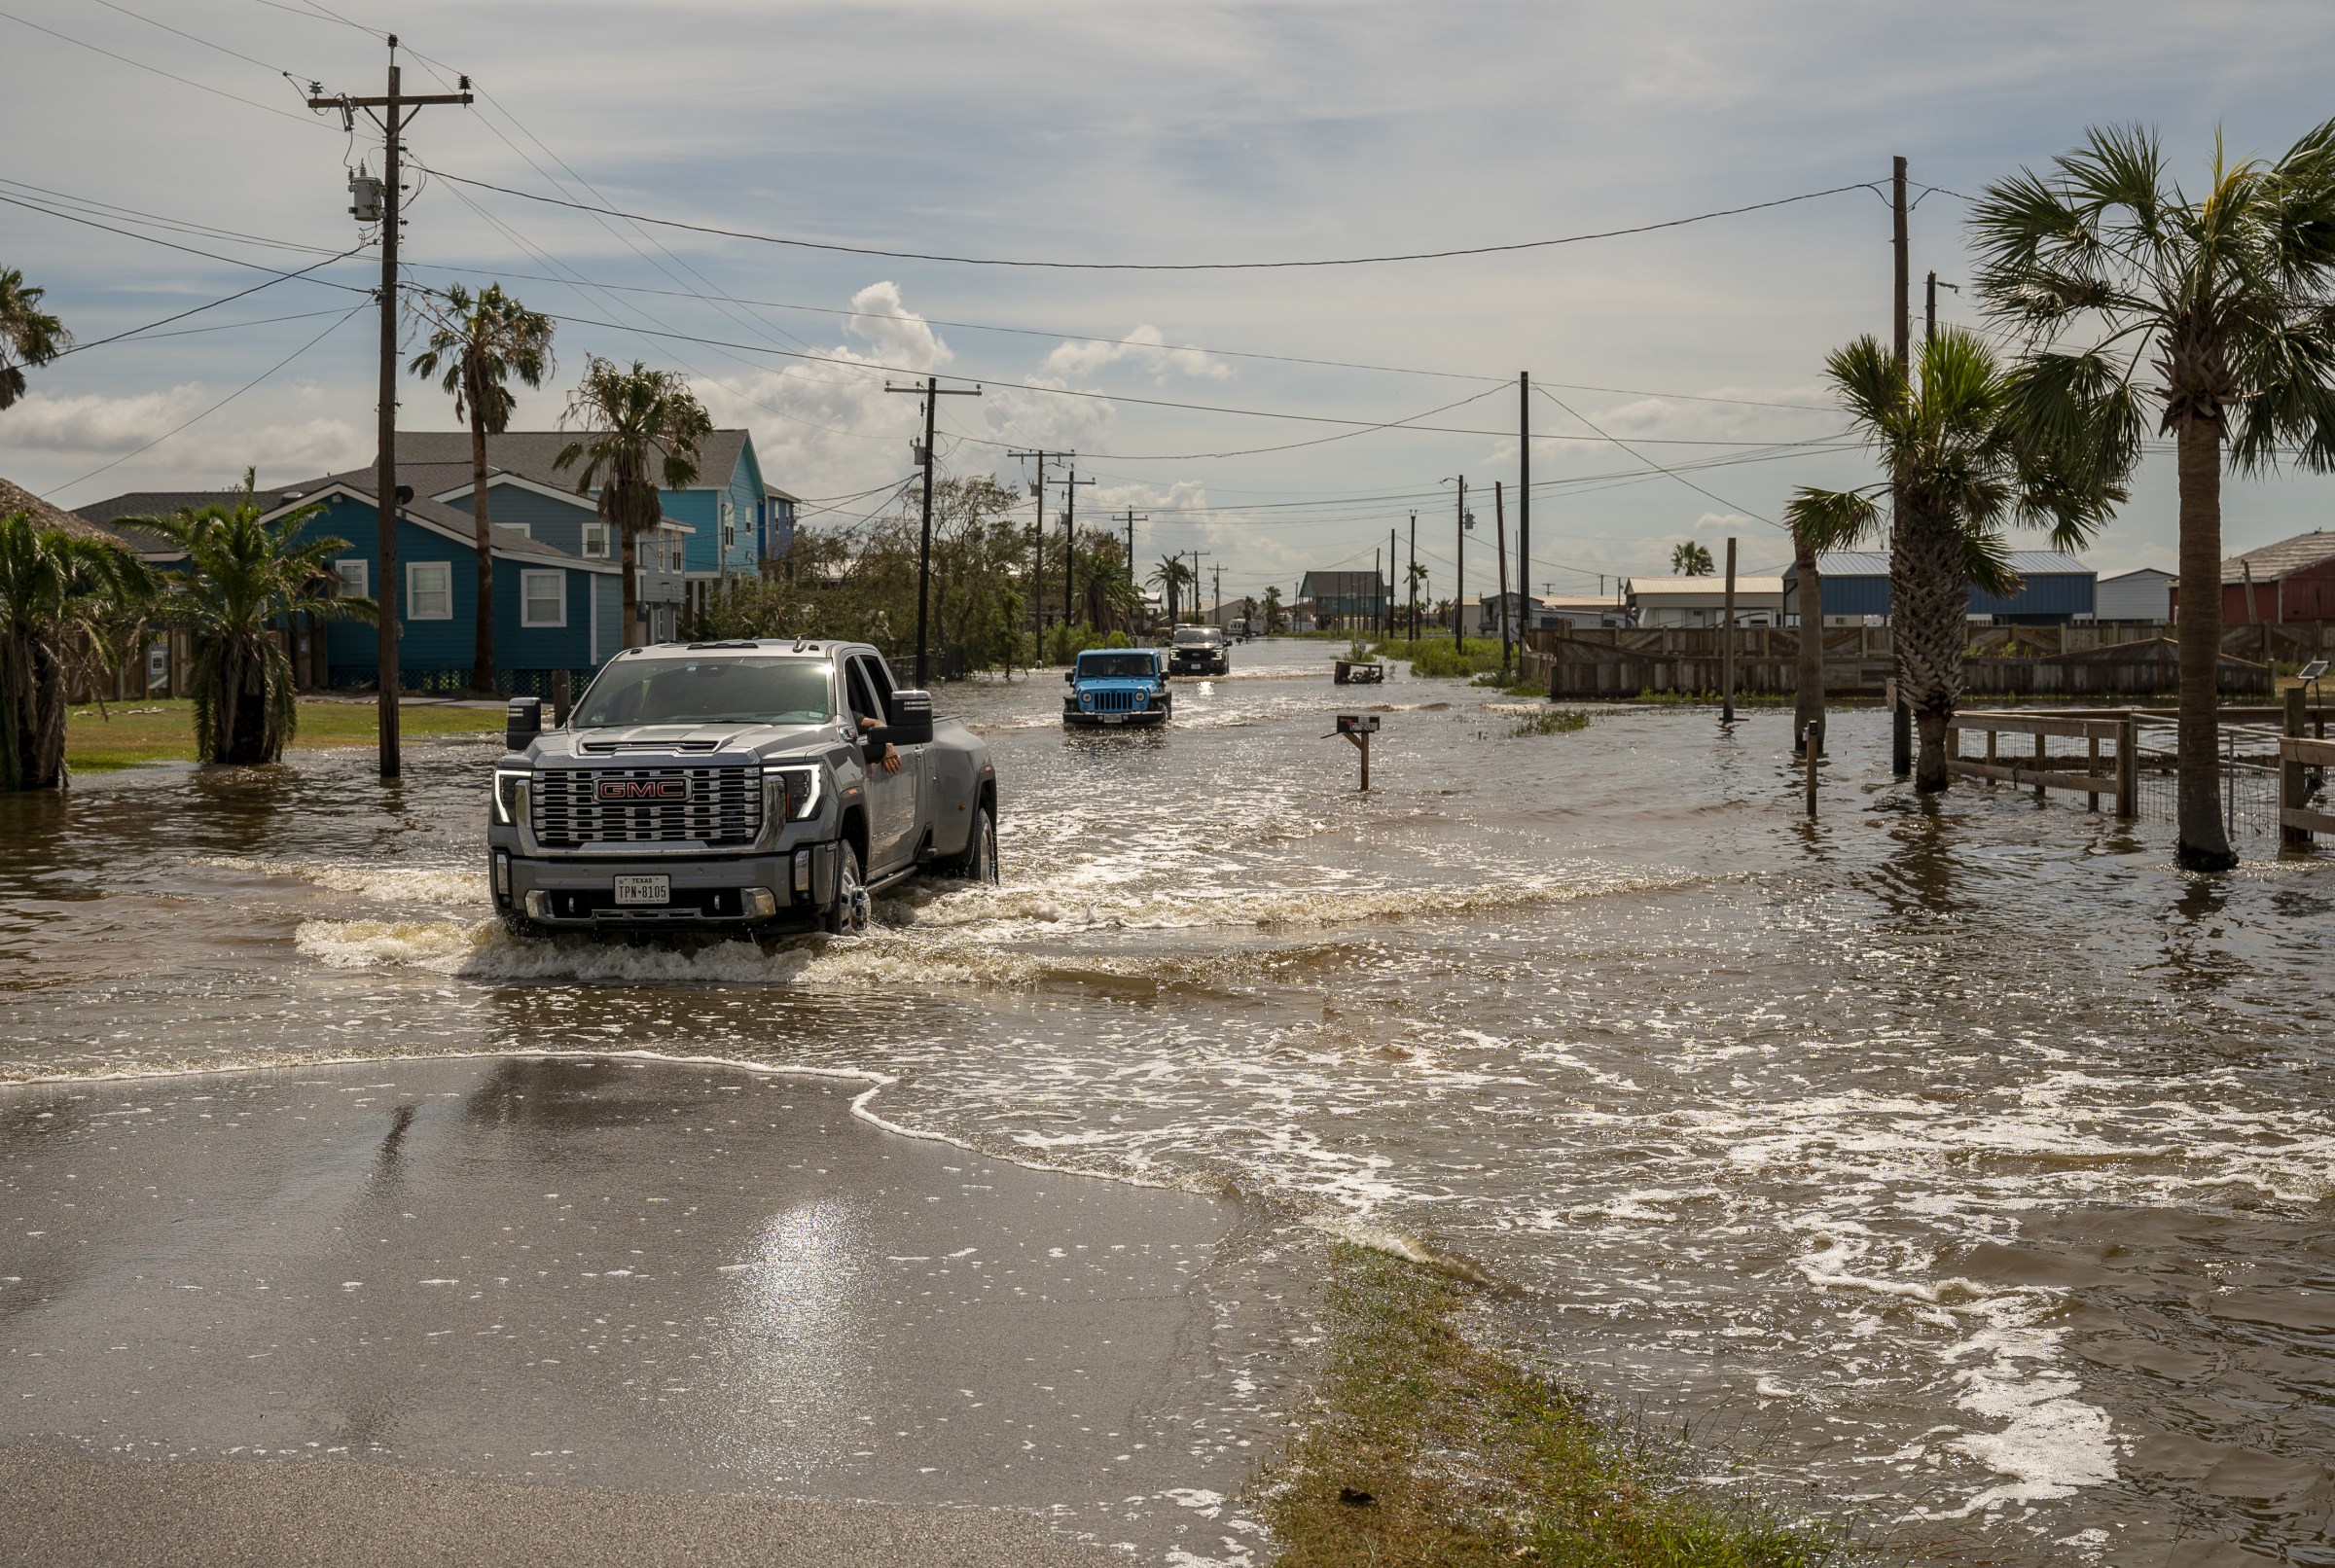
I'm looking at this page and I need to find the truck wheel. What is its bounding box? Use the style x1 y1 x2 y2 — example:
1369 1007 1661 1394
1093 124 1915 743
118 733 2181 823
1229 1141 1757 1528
497 910 546 942
823 841 869 936
948 804 999 885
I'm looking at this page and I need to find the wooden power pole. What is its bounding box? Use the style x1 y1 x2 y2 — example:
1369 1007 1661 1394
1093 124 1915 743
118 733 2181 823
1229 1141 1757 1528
1890 154 1914 777
309 40 470 779
1494 481 1512 680
888 376 979 686
1721 535 1738 723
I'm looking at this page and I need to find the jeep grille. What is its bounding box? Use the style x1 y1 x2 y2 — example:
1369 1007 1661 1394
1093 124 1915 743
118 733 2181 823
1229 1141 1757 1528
1089 689 1139 713
532 766 762 847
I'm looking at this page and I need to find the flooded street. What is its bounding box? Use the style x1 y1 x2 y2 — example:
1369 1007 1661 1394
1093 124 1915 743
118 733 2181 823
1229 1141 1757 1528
7 636 2335 1564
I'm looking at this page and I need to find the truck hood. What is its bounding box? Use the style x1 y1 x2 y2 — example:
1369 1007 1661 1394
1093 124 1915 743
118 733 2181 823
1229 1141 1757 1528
1072 677 1163 692
529 721 834 762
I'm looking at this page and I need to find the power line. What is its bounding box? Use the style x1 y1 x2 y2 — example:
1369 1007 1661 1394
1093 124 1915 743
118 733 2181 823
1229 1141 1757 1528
1535 382 1783 529
87 0 304 78
0 192 373 294
423 166 1883 271
0 6 323 125
49 246 368 360
39 303 370 502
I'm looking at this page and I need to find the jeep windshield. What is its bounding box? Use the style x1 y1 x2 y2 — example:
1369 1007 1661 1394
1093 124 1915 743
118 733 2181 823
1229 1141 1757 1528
573 658 834 728
1171 628 1222 646
1077 653 1158 679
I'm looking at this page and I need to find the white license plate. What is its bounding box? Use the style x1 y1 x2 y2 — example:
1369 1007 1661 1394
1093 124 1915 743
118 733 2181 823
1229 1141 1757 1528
613 874 670 906
1102 713 1126 724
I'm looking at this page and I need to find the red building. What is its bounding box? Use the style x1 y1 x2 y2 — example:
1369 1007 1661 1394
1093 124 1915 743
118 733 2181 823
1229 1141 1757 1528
2168 530 2335 623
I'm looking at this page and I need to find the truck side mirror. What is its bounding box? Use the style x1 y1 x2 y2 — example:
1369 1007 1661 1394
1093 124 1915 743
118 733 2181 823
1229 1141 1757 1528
505 696 542 753
883 689 936 746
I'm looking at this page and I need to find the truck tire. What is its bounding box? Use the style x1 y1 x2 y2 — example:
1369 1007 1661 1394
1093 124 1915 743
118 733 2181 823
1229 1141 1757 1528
944 804 999 885
497 910 547 942
823 840 869 935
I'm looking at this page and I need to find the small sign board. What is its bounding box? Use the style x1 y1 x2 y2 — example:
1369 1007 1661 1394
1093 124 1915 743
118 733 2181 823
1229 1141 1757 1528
1335 713 1380 735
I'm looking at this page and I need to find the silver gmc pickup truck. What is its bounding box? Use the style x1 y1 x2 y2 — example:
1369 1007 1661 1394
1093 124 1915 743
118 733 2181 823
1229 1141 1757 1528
487 639 997 937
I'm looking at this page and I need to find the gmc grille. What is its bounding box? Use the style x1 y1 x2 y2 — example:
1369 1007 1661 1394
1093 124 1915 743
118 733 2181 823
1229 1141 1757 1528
532 766 762 848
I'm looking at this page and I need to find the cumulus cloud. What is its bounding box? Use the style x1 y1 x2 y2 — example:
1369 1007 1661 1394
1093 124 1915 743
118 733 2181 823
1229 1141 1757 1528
5 386 208 452
1041 325 1233 385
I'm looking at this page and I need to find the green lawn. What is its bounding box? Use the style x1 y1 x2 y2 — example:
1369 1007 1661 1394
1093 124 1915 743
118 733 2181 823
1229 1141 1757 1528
1261 1244 1844 1568
66 697 501 771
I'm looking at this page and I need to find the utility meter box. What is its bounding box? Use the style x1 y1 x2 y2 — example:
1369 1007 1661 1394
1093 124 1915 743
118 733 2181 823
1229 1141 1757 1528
1335 713 1380 735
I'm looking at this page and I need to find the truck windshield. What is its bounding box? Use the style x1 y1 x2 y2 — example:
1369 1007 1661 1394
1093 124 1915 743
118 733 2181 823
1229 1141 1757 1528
573 659 834 728
1171 627 1220 645
1077 654 1157 679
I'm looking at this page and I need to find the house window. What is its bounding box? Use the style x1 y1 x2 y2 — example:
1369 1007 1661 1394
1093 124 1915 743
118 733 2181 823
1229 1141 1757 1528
582 521 609 559
721 499 736 552
407 560 452 620
334 558 369 599
521 570 566 628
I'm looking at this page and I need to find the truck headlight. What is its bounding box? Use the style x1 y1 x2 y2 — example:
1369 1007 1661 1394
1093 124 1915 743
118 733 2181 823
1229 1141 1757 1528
761 764 823 822
492 768 530 824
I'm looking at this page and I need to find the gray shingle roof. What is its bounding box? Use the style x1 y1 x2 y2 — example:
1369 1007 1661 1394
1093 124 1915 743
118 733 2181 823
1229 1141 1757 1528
2223 530 2335 585
394 429 749 493
74 485 312 554
282 470 596 567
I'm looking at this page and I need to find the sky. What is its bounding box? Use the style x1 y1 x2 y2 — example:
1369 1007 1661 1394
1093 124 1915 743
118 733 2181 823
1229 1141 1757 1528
6 0 2335 606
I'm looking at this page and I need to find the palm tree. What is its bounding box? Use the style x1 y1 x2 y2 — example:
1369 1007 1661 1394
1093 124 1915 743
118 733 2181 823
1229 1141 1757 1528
1780 491 1885 756
1406 559 1428 638
1670 541 1715 577
1147 554 1193 625
1969 122 2335 870
1262 583 1283 634
410 284 554 693
1784 330 2121 791
142 477 377 765
0 510 149 788
554 358 712 649
0 268 70 411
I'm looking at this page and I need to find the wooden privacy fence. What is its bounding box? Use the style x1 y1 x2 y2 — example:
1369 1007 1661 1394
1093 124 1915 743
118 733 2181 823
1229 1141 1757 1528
1524 625 2281 700
1948 711 2139 816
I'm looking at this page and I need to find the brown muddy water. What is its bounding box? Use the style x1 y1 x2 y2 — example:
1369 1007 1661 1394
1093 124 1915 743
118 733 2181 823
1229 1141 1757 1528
5 637 2334 1566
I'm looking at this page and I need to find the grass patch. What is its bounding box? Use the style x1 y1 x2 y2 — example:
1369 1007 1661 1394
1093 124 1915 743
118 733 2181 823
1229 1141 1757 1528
1509 708 1591 738
66 697 500 771
1472 670 1546 698
1374 638 1512 680
1262 1244 1842 1568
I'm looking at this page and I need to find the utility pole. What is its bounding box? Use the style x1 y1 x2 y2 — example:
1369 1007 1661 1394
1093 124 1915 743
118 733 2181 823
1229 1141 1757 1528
1010 448 1068 645
1212 562 1223 624
887 375 980 686
1119 508 1145 577
1494 481 1512 680
1890 154 1913 777
1372 548 1380 637
1385 527 1396 638
1925 270 1958 345
1452 475 1468 650
1048 468 1096 637
1408 512 1419 641
308 40 470 780
1721 535 1739 724
1518 371 1530 652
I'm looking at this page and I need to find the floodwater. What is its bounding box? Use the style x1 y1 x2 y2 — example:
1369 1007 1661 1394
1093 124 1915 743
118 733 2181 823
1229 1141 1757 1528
6 637 2335 1565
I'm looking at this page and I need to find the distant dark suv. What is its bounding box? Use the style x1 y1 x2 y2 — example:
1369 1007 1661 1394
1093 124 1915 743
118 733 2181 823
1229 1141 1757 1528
1168 624 1230 676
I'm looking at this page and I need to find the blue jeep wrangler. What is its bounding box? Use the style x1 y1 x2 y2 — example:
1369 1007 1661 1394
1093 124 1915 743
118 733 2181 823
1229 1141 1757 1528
1063 648 1171 728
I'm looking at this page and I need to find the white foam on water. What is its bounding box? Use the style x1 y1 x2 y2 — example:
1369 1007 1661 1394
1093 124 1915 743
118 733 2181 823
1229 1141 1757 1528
193 856 487 907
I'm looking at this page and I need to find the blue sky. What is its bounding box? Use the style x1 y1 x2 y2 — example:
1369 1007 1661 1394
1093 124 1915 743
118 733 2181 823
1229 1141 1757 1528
6 0 2335 602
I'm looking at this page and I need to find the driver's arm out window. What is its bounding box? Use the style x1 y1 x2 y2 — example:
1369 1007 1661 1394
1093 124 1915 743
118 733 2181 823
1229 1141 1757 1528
846 659 881 727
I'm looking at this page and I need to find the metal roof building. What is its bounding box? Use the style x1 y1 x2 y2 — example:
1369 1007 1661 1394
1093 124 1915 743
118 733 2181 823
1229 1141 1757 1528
1781 551 2097 625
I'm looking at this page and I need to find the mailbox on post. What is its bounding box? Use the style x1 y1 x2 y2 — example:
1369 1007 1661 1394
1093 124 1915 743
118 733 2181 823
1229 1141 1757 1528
1330 713 1380 790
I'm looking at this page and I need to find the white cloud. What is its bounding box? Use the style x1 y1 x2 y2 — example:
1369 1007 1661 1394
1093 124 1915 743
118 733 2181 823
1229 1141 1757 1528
5 386 207 452
1042 325 1233 385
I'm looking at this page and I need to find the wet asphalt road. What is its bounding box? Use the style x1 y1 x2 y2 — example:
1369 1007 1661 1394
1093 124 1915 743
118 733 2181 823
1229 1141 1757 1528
0 1056 1279 1565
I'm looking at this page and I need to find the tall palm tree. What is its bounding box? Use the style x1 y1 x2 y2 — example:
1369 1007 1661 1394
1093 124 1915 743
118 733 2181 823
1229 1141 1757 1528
0 510 149 788
1785 330 2121 791
0 268 70 411
142 477 377 765
410 284 554 693
1670 541 1715 577
1969 122 2335 870
1781 493 1887 755
1147 554 1193 625
1262 583 1283 634
554 358 712 649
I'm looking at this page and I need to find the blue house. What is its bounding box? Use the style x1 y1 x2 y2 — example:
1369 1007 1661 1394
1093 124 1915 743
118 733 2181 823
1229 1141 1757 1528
256 470 625 693
1782 551 2098 626
400 429 786 637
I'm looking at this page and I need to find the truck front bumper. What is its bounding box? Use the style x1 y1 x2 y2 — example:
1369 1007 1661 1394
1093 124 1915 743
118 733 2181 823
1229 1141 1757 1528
497 843 841 928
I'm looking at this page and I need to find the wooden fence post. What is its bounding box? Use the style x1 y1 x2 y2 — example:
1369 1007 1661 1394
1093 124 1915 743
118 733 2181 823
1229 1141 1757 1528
2116 714 2138 819
2034 731 2047 799
553 669 573 728
2284 685 2311 846
2087 731 2101 813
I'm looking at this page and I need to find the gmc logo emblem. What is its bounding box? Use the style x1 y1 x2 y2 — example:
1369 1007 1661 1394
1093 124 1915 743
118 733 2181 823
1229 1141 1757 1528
598 779 686 802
